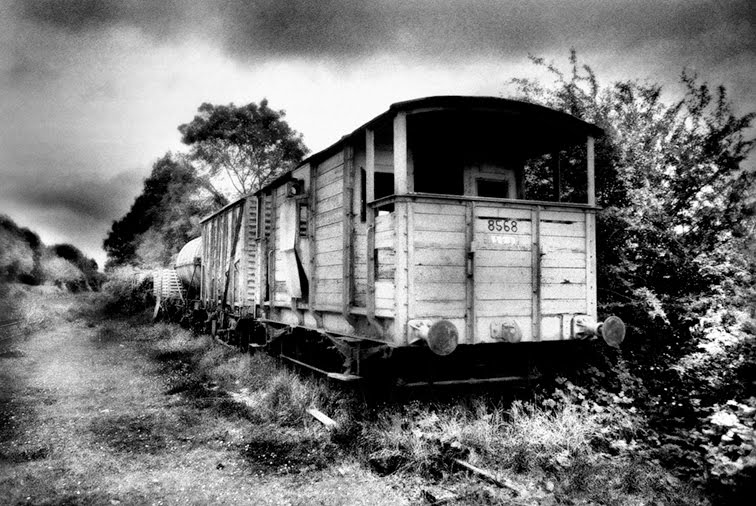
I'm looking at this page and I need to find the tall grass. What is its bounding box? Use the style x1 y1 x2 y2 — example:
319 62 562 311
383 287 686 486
147 319 340 427
502 400 598 472
360 397 704 503
99 267 154 317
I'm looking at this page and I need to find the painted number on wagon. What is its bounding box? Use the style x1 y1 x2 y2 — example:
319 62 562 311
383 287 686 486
487 219 518 233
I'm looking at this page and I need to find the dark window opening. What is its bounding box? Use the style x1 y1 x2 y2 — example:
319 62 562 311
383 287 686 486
375 172 394 212
360 168 367 222
522 149 587 203
477 179 510 198
297 202 309 237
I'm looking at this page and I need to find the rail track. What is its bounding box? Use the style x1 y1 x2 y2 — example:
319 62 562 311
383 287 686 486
0 318 22 329
0 318 22 342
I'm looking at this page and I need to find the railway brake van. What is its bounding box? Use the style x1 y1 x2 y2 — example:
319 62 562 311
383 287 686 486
193 96 625 384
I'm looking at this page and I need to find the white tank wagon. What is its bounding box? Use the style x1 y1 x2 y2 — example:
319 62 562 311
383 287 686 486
173 96 626 384
174 237 202 292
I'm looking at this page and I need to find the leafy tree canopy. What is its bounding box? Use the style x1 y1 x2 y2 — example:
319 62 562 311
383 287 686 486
510 51 756 501
1 215 101 289
103 153 222 269
509 51 755 319
178 99 308 199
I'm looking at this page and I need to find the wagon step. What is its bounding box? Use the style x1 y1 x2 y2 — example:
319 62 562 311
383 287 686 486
279 353 363 382
326 372 362 382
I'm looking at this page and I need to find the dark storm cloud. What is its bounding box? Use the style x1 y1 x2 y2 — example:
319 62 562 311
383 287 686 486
17 0 755 62
15 0 193 41
10 171 142 222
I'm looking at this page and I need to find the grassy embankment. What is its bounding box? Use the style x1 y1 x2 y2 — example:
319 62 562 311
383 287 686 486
89 273 709 505
2 281 710 504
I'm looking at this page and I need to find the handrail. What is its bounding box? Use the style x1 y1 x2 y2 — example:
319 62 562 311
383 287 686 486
368 192 600 210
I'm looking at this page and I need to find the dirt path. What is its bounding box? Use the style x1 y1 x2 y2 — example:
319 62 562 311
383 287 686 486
0 298 408 505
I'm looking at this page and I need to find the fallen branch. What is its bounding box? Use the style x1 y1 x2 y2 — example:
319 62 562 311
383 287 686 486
307 407 340 430
453 458 521 495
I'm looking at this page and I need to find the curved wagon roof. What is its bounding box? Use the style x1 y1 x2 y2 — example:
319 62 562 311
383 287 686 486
259 95 603 194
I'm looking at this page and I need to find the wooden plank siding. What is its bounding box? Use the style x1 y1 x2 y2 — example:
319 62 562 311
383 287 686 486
312 151 345 311
403 200 593 344
539 208 588 319
410 202 467 321
472 203 535 342
373 212 396 311
273 185 290 305
200 199 251 310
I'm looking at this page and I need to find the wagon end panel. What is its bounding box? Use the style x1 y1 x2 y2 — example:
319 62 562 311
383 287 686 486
472 204 591 343
408 201 468 343
472 204 534 343
200 200 246 311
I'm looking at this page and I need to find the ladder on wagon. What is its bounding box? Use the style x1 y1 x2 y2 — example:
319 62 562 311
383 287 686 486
152 268 185 320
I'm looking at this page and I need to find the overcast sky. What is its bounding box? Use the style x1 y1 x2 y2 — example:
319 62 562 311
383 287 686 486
1 0 754 269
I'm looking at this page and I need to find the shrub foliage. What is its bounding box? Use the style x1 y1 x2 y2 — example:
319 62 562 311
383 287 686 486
510 51 756 501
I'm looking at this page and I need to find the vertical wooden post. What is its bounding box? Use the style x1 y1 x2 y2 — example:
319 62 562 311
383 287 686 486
586 211 597 320
200 223 206 303
531 207 542 341
268 191 277 311
465 202 475 344
394 202 409 344
365 129 378 328
587 136 595 206
366 130 375 202
394 112 408 195
308 163 318 310
553 151 562 202
342 146 355 321
393 113 410 344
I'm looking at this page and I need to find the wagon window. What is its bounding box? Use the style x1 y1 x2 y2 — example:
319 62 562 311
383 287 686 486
297 202 309 237
522 149 587 203
360 168 367 222
374 172 394 213
477 178 510 198
375 172 394 199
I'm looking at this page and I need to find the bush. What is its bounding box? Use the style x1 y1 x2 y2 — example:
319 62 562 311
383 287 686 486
100 267 154 316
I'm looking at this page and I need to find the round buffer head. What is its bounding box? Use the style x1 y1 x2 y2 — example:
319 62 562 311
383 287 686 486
602 316 626 348
427 320 458 356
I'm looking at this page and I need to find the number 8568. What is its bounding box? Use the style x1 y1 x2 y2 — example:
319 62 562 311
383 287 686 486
487 219 518 232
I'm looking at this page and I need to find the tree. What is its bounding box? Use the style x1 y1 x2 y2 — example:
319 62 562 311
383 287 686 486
508 51 755 320
103 153 222 268
0 214 43 284
50 243 102 290
1 215 101 289
178 99 308 200
509 52 756 501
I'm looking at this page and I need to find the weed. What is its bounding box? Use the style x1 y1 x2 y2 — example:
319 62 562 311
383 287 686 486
501 400 597 472
241 426 337 474
99 267 154 317
90 412 168 454
258 372 326 426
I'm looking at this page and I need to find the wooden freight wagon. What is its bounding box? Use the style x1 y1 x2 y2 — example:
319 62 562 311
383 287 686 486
200 195 261 313
198 96 625 382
